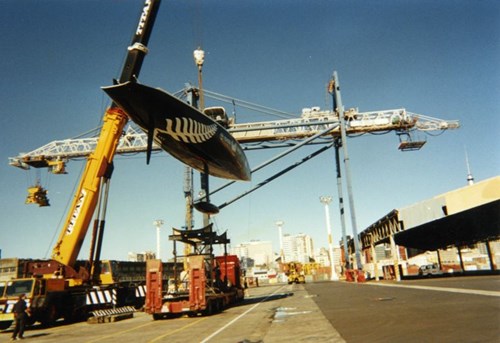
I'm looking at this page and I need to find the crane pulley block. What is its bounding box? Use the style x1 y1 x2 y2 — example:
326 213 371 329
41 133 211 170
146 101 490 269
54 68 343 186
48 160 67 174
25 184 50 207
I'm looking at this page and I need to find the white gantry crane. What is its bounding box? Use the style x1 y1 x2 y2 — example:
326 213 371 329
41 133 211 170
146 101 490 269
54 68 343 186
9 104 459 173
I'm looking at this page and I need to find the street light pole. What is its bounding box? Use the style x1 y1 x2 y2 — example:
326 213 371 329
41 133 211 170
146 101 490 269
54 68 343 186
275 220 285 264
193 47 211 230
193 47 205 111
153 219 164 260
320 196 339 281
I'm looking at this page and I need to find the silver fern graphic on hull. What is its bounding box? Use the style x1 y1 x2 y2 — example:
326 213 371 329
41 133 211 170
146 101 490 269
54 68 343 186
102 81 251 181
156 117 217 143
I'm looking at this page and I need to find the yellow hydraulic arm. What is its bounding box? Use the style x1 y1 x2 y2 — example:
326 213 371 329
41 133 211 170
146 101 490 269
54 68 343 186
51 107 128 266
50 0 161 269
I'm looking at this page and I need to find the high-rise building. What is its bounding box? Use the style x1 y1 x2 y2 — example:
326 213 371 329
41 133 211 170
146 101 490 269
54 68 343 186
283 233 314 263
231 241 273 267
314 246 342 268
315 247 330 266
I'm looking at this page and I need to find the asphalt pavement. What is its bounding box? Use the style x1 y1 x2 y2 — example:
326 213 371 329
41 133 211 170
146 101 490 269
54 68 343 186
305 275 500 343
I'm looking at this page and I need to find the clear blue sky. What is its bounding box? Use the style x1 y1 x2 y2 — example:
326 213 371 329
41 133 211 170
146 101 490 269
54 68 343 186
1 0 498 261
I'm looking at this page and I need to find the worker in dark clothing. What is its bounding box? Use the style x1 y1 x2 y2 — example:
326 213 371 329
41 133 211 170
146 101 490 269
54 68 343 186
11 293 29 341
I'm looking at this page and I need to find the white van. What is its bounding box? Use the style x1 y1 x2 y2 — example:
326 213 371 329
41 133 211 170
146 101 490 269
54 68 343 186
418 264 443 276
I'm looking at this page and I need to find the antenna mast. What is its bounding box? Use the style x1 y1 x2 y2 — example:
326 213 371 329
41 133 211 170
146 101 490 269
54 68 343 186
465 147 474 185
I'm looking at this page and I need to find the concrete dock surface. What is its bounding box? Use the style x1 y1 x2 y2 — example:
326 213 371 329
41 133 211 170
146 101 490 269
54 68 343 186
1 275 498 342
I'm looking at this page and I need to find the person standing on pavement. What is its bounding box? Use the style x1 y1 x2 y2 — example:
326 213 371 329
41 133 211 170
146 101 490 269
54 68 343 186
11 293 29 341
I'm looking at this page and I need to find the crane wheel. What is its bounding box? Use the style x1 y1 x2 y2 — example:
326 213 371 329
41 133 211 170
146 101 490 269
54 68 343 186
41 304 58 326
0 321 12 330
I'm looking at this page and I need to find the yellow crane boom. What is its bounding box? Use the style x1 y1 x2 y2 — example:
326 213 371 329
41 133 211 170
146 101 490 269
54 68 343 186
51 107 128 266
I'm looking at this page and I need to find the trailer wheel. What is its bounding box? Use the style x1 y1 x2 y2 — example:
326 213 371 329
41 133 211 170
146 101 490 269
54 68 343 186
202 300 213 316
216 299 224 313
166 313 183 319
63 312 75 324
213 299 220 314
152 313 164 320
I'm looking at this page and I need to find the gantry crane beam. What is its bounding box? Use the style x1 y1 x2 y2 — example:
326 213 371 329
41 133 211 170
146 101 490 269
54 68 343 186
8 107 459 172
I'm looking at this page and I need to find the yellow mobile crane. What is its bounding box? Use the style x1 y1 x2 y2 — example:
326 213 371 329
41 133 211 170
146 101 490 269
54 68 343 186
284 262 306 284
0 0 161 329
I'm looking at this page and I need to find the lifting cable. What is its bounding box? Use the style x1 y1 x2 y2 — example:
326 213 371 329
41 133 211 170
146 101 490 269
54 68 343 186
192 0 204 49
24 169 32 190
204 89 297 119
218 143 334 210
205 122 339 199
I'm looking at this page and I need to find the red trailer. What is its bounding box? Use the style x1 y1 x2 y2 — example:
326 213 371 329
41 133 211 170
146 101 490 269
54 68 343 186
145 226 244 319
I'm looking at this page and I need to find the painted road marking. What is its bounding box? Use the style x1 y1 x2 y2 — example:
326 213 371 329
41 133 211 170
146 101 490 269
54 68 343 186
365 282 500 297
149 317 208 342
86 321 156 343
200 285 288 343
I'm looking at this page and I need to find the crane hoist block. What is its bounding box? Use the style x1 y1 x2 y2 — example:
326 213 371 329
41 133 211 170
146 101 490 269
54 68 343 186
25 185 50 207
48 160 67 174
